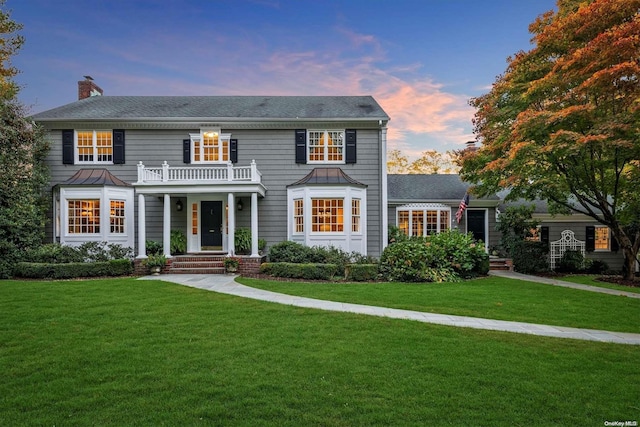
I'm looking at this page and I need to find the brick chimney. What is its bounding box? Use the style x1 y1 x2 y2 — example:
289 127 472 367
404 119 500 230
465 140 478 152
78 76 103 100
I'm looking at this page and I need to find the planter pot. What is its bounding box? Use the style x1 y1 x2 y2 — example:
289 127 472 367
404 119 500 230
150 266 162 275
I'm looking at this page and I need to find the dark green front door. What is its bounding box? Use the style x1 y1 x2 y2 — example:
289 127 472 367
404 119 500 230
466 210 486 244
201 201 223 250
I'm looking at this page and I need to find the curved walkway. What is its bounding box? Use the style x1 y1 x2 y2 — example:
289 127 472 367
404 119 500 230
139 273 640 345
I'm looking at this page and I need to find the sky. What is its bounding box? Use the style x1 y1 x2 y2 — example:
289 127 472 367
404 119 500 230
10 0 557 159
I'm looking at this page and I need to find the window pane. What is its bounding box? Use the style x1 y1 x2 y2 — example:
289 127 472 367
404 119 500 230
398 211 409 236
68 199 100 234
294 199 304 233
95 131 113 162
77 131 93 162
411 211 424 237
110 200 125 234
352 199 360 232
312 199 343 232
440 211 449 231
426 210 438 235
203 132 219 162
326 131 344 161
192 203 198 235
308 131 325 161
595 227 609 250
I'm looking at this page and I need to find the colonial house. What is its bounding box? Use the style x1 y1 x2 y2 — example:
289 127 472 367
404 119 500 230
32 78 390 271
388 174 630 272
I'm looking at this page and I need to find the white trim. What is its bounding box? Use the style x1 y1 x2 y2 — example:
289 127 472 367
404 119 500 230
381 126 388 251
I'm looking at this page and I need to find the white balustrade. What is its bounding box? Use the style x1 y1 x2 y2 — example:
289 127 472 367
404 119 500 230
136 161 261 184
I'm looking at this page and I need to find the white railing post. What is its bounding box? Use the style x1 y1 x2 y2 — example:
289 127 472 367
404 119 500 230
251 159 258 182
162 161 169 182
137 161 145 183
227 161 234 181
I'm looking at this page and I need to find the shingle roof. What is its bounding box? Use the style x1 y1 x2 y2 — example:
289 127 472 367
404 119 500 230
388 174 499 201
60 169 131 186
31 96 390 121
288 168 366 187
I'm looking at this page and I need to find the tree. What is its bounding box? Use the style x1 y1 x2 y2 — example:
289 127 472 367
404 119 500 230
0 2 50 277
461 0 640 280
387 149 409 174
388 149 460 174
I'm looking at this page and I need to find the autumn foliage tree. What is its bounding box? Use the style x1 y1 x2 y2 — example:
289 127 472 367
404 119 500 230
461 0 640 280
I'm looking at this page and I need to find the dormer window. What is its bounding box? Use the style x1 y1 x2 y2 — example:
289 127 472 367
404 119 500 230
190 129 231 163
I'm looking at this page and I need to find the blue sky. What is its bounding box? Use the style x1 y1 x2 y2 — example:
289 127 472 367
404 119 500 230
11 0 556 158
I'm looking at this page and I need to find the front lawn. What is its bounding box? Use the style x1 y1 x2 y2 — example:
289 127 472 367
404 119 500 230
238 276 640 333
1 278 638 426
557 274 640 294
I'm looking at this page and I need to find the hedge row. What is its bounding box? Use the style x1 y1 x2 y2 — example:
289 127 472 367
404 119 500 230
14 259 133 279
260 262 340 280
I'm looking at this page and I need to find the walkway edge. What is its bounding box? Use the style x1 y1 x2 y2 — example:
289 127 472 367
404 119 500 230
140 274 640 346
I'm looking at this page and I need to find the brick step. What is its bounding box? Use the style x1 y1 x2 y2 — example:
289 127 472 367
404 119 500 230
168 267 226 274
170 261 224 268
489 258 513 271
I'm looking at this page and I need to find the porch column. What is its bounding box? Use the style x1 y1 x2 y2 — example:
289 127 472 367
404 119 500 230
251 192 259 256
137 193 147 258
163 193 171 257
227 193 235 255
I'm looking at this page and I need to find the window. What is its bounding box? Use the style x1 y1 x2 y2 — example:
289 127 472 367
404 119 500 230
294 199 304 233
308 130 344 163
68 200 100 234
396 204 451 237
77 131 112 163
312 199 344 232
352 199 361 233
191 130 231 163
192 203 198 235
109 200 125 234
526 226 541 242
595 226 610 250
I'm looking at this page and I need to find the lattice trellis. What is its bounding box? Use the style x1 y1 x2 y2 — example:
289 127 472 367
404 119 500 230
550 230 585 270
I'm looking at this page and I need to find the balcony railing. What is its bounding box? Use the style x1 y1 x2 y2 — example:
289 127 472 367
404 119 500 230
136 160 262 184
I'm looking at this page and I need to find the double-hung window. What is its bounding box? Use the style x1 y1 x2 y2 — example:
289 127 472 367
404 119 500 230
77 131 112 163
308 130 344 163
594 226 610 250
312 198 344 232
191 130 231 163
68 199 101 234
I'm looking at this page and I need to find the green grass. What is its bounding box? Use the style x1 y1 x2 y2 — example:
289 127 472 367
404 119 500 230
237 276 640 333
557 274 640 294
1 278 639 426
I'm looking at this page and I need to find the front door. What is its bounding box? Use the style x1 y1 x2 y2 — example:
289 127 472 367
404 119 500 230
201 201 223 250
466 209 486 244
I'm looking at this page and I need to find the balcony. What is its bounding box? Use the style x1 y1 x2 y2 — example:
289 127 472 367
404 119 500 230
136 160 262 185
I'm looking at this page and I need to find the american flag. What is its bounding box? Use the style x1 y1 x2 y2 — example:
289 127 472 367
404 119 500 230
455 193 470 224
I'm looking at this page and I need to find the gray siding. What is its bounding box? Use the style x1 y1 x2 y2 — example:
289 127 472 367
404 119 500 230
44 125 384 256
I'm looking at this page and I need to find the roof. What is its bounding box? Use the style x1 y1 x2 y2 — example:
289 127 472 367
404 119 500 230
60 169 131 186
31 96 390 122
388 174 500 202
288 168 366 187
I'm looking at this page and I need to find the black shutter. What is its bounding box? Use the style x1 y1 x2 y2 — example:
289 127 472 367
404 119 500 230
345 129 356 164
230 139 238 163
62 129 74 165
295 129 306 164
113 129 125 164
585 226 595 252
183 139 191 164
611 231 619 252
540 226 549 246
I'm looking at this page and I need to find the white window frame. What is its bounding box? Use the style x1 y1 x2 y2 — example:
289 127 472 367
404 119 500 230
396 204 451 237
594 226 610 251
307 130 345 164
75 130 113 164
190 129 232 164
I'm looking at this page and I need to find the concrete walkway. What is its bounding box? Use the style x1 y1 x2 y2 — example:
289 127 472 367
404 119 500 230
139 273 640 345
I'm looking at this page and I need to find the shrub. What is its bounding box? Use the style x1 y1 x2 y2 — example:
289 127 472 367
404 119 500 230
25 243 84 263
587 259 609 274
146 240 162 255
268 241 320 264
557 250 585 273
379 230 488 282
388 225 408 244
235 228 252 255
170 230 187 255
14 259 133 279
260 262 339 280
511 241 549 274
345 264 379 281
